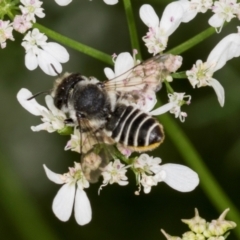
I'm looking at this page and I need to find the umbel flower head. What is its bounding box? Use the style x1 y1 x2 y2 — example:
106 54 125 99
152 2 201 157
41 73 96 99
16 48 199 225
44 163 92 225
21 28 69 76
187 27 240 107
162 208 236 239
139 2 199 55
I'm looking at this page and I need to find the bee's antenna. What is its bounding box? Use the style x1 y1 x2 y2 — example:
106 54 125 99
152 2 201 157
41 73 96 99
50 64 60 76
27 91 50 100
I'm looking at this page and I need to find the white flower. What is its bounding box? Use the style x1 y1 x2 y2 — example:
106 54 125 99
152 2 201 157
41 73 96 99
190 0 213 13
208 0 240 32
186 27 240 107
13 15 32 34
55 0 72 6
0 20 14 49
19 0 45 22
43 163 92 225
99 160 128 193
140 174 159 194
17 88 67 132
133 154 199 194
140 2 198 54
64 127 96 153
150 92 191 122
21 28 69 76
103 0 118 5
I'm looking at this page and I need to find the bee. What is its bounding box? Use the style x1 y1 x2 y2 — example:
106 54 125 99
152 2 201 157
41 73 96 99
38 54 176 181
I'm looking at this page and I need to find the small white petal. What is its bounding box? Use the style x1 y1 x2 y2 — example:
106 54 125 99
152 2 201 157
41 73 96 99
74 189 92 225
149 102 175 116
207 33 240 72
55 0 72 6
104 67 115 79
161 164 199 192
25 51 38 71
37 50 62 76
208 14 224 28
159 1 184 36
17 88 47 116
139 4 159 28
114 52 134 76
31 122 54 132
43 164 65 184
103 0 118 5
52 183 75 222
42 42 69 63
178 0 198 22
209 78 225 107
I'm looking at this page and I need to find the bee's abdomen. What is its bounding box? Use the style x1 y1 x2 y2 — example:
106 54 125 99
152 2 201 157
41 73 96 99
106 105 164 151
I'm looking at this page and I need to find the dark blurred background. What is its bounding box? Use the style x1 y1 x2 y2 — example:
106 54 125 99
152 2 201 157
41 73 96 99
0 0 240 239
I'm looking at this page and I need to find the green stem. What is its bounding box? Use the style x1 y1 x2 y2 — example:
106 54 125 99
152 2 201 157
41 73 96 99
123 0 142 60
167 26 216 55
34 23 112 66
157 111 240 238
172 71 187 79
164 80 174 94
0 151 60 240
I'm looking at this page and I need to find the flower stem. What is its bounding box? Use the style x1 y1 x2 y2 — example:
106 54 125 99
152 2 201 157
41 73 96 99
167 26 216 55
123 0 142 60
157 110 240 238
34 23 113 66
172 71 187 79
164 80 174 94
0 150 59 240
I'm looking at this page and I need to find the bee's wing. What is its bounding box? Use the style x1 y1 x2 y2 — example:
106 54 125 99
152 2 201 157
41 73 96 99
77 117 114 183
103 54 172 93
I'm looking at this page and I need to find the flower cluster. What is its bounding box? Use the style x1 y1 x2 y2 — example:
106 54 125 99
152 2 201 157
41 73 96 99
0 0 69 75
13 0 240 228
161 209 237 240
16 48 199 225
140 1 240 55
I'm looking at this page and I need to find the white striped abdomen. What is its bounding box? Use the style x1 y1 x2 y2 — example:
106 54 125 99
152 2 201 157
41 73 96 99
106 105 164 152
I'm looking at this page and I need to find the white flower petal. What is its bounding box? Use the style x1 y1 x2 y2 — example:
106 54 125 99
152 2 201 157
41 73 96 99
208 14 224 28
43 164 65 184
104 67 115 79
52 183 75 222
114 52 134 77
207 33 240 72
103 0 118 5
42 42 69 63
159 1 184 37
178 0 198 22
31 122 54 132
37 50 62 76
55 0 72 6
209 78 225 107
139 4 159 28
25 51 38 71
74 188 92 225
161 164 199 192
149 102 175 116
17 88 47 116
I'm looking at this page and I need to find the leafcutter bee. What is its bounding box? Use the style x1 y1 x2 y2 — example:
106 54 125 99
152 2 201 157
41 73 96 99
34 54 180 182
